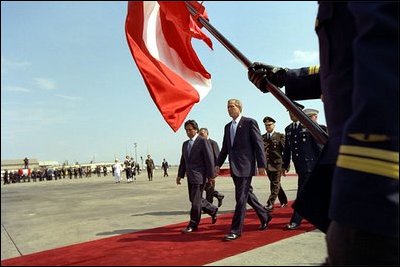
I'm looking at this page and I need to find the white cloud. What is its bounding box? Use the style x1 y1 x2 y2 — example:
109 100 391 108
6 86 30 93
55 94 82 101
1 57 32 70
289 50 319 65
34 78 56 90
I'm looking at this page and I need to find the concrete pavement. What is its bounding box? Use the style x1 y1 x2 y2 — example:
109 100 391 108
1 168 327 265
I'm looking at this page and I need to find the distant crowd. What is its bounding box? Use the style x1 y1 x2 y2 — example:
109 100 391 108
2 165 111 185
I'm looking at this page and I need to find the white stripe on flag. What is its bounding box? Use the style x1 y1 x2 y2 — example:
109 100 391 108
142 2 211 101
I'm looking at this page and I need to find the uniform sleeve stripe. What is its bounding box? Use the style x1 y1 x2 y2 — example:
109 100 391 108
308 66 320 75
339 145 399 163
337 155 399 180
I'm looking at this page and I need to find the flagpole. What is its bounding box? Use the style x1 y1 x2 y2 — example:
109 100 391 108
185 2 328 145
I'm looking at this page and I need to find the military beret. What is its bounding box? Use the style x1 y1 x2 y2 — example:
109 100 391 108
303 108 319 116
263 116 276 123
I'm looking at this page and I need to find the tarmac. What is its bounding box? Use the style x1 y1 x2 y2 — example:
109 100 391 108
1 168 327 265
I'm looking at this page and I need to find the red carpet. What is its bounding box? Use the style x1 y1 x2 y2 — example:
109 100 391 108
219 168 297 177
2 201 315 266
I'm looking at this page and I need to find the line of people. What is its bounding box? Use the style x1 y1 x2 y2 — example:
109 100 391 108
177 98 324 241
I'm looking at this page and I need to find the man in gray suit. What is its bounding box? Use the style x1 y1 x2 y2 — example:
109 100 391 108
215 99 272 241
177 120 219 233
199 127 225 207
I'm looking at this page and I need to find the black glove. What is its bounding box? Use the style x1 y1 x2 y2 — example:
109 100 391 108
248 62 287 92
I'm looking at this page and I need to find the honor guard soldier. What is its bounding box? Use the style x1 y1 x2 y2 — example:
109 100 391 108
248 3 398 264
303 108 327 133
282 103 323 230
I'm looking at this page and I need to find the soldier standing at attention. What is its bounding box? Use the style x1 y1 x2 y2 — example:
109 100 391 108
262 116 288 212
248 3 398 264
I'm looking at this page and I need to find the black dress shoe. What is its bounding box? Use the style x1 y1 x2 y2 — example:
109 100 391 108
217 194 225 208
258 223 268 231
181 226 197 233
258 214 272 230
211 209 218 224
223 233 241 241
264 204 274 212
284 222 300 230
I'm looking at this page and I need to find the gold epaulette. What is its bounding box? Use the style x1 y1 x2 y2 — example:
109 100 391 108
337 145 399 180
308 66 320 75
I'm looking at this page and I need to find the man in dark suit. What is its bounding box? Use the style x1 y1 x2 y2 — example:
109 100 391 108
215 99 272 241
262 116 288 211
199 127 225 207
161 158 169 177
177 120 219 233
282 103 323 230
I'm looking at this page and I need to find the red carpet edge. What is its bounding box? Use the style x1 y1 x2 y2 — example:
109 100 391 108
1 201 315 266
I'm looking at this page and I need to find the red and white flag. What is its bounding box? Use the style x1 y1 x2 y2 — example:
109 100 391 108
125 1 213 132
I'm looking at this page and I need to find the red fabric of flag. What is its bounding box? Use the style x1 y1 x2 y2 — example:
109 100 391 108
125 1 213 132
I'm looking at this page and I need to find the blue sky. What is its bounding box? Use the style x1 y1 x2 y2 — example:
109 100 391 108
1 1 324 166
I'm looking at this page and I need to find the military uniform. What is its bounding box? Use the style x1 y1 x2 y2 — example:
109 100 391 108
281 2 398 264
282 120 322 228
145 156 155 181
262 116 288 210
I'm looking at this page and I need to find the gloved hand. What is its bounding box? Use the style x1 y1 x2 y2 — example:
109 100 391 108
248 62 287 92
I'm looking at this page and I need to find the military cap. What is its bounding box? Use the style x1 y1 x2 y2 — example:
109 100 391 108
263 116 276 123
303 108 319 116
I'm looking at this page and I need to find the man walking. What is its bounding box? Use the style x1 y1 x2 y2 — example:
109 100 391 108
177 120 218 233
199 127 225 207
215 99 272 241
162 158 169 177
262 116 288 211
145 155 155 181
282 104 323 230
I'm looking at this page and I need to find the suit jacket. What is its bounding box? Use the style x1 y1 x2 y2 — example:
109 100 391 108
262 131 285 172
208 138 220 163
178 135 214 185
217 116 267 177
